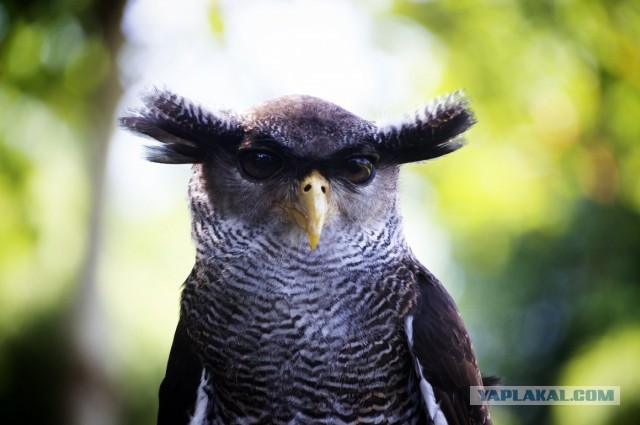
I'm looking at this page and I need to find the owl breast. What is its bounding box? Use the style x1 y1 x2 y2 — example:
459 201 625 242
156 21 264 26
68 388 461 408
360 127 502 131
181 221 424 423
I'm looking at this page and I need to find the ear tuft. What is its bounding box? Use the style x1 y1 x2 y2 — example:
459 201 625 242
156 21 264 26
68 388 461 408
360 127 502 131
119 88 243 164
376 90 476 164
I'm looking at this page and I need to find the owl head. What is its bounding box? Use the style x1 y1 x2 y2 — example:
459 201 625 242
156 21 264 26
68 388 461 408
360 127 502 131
120 89 475 249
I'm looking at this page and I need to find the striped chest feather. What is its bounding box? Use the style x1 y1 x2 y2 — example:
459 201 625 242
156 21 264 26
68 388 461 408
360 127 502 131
180 225 425 423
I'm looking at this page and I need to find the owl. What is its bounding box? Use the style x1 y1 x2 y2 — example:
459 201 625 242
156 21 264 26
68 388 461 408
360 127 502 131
120 89 493 425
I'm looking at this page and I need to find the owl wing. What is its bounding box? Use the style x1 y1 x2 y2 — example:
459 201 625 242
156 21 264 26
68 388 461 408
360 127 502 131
405 265 493 425
158 318 211 425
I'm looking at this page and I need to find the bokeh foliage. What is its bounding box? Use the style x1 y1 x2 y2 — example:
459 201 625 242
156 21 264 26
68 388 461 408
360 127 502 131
1 1 638 424
393 0 640 423
0 0 125 423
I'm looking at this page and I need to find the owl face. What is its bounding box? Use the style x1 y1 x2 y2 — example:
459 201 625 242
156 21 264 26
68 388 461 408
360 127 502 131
120 89 474 249
199 95 400 249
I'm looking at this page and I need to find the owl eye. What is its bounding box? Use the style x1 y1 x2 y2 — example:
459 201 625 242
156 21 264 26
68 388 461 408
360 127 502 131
238 150 283 180
342 157 375 184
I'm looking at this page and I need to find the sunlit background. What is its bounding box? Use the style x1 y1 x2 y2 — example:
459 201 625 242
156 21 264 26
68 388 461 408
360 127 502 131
1 0 639 424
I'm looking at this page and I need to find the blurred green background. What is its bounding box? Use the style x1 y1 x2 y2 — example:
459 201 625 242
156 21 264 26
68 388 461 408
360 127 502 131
1 0 639 424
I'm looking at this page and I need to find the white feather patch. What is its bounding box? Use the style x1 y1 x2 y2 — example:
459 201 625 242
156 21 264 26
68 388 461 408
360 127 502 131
405 315 448 425
189 368 210 425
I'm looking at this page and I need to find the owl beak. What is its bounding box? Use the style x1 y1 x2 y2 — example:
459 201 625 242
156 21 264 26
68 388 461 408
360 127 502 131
298 171 330 250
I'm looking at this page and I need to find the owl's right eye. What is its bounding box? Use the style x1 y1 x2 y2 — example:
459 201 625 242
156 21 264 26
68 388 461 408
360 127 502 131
238 150 283 180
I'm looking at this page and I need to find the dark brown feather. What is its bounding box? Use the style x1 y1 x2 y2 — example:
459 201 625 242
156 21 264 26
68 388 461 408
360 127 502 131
411 267 493 425
158 317 203 425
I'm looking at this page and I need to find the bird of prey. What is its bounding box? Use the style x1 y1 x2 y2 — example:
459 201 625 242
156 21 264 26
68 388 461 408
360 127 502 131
120 89 493 425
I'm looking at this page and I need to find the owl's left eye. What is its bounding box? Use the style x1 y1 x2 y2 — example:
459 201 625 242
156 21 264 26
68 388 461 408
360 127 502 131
342 157 376 184
238 150 283 180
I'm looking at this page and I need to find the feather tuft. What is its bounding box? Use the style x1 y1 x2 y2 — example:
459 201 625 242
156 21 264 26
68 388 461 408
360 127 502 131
376 90 476 164
119 87 243 164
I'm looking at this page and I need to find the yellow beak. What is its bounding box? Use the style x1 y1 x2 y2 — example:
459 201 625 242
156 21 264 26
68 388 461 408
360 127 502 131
297 171 330 250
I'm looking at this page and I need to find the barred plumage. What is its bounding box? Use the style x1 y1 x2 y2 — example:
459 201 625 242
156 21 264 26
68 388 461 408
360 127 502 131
120 89 493 425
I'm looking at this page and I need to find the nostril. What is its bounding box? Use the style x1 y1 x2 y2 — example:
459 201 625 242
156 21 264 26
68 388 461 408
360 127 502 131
304 184 312 192
321 186 327 194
